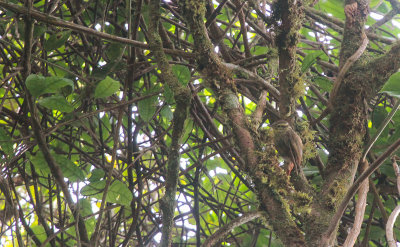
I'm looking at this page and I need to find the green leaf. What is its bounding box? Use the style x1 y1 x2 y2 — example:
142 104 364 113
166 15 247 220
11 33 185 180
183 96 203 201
302 165 320 176
372 106 387 128
38 95 74 113
205 157 223 170
89 168 105 182
44 31 71 51
0 127 13 157
160 106 173 121
108 180 133 207
163 84 175 104
53 154 85 182
80 180 133 207
31 225 47 243
137 95 158 122
45 76 74 93
81 180 106 197
380 72 400 98
315 0 345 19
301 51 324 73
181 118 194 142
252 46 269 56
94 76 121 99
25 74 46 98
30 152 51 177
78 199 96 236
91 61 126 80
106 43 125 60
172 65 191 85
26 74 74 98
313 76 333 92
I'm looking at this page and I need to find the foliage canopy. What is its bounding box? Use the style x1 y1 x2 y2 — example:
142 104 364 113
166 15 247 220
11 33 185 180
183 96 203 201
1 0 400 246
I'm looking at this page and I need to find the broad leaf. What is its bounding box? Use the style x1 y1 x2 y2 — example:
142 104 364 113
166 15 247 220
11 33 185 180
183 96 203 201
108 180 133 207
252 46 269 56
380 71 400 98
172 65 191 85
44 31 71 51
89 168 106 182
30 152 51 177
53 154 85 182
0 127 13 157
137 95 158 122
372 106 387 128
38 95 74 112
80 180 132 207
94 76 121 99
106 43 125 60
163 84 175 104
81 180 106 197
31 225 47 243
160 105 173 121
26 75 74 98
301 51 324 73
313 76 333 91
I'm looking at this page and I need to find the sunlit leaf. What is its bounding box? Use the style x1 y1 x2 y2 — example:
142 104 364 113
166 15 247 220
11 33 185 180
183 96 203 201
81 180 106 197
252 46 269 56
94 76 121 99
31 225 47 243
108 180 133 207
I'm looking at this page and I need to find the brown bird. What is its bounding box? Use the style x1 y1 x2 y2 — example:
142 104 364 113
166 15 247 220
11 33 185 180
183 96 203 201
271 120 303 176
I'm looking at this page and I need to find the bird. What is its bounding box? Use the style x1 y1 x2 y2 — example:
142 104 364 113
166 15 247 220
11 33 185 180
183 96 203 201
271 120 303 176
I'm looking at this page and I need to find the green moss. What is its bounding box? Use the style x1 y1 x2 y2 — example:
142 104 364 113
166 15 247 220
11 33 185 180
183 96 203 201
292 192 313 215
297 121 317 160
326 179 349 208
293 72 306 99
220 90 240 110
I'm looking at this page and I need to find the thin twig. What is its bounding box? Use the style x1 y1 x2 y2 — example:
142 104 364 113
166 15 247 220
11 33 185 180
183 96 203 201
362 99 400 161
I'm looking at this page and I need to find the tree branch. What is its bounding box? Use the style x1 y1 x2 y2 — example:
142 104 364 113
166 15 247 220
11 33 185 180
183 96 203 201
148 1 192 246
202 211 263 247
323 137 400 244
0 0 193 59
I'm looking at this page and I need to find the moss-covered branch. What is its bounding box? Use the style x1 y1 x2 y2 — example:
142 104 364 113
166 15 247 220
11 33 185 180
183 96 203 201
179 0 307 245
275 0 304 119
147 1 192 246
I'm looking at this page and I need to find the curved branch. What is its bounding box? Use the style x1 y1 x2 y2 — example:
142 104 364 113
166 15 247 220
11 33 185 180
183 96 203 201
202 211 263 247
